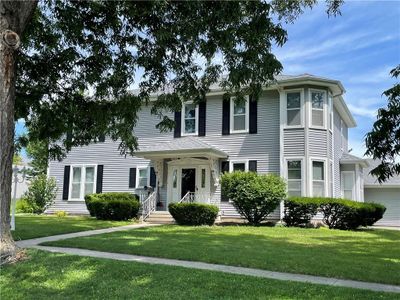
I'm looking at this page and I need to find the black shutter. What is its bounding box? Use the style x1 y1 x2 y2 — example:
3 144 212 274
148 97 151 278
198 101 206 136
220 161 230 202
249 160 257 172
98 134 105 142
62 166 70 200
174 111 181 138
129 168 137 188
249 97 258 134
150 167 156 188
222 99 230 135
96 165 104 193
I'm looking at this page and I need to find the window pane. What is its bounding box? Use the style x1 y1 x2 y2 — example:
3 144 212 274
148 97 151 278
201 169 206 188
173 169 177 188
312 110 324 127
139 178 147 187
343 190 353 199
287 93 300 109
233 115 246 131
313 161 324 180
71 183 81 198
288 170 301 180
85 167 95 183
72 167 81 183
312 92 324 109
313 181 325 197
288 190 302 197
185 119 195 133
287 109 300 126
288 180 301 191
184 104 196 118
343 173 354 190
84 183 94 195
139 169 147 177
288 161 301 180
233 163 245 172
234 102 246 115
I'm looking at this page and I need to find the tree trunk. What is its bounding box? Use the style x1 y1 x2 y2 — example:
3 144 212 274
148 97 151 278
0 1 37 261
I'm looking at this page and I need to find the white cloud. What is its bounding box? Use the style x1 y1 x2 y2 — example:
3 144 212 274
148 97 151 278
347 104 377 119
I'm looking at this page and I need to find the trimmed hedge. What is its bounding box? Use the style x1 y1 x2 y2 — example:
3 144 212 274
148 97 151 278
168 203 219 226
283 197 386 230
85 192 140 221
283 197 321 227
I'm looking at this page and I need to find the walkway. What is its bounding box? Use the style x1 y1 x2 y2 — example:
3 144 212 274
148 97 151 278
17 225 400 295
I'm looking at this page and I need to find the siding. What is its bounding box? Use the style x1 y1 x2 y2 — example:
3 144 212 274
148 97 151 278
309 129 328 157
48 90 281 213
284 129 305 156
333 107 343 197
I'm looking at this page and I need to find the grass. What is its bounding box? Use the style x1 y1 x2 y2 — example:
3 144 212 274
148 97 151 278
44 225 400 285
0 249 396 300
12 214 133 240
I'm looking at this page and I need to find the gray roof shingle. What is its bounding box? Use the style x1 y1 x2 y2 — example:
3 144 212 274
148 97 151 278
364 159 400 186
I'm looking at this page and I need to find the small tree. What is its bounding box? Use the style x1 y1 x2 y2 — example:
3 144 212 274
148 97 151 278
24 175 57 214
221 171 286 225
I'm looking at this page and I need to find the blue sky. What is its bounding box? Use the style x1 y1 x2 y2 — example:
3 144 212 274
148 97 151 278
16 1 399 159
273 0 400 157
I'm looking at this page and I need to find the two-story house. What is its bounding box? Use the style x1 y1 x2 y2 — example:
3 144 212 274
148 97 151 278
46 74 399 226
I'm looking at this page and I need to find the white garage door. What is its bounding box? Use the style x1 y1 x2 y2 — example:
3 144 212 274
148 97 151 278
364 188 400 227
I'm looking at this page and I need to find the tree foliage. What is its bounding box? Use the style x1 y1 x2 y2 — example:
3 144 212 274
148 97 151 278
365 65 400 182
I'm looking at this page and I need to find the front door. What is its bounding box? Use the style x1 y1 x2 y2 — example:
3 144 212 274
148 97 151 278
181 168 196 198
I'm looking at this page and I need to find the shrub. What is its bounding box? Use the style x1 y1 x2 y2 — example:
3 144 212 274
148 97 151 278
319 198 386 230
85 192 140 221
221 172 286 225
24 175 58 214
168 203 219 225
56 211 68 218
283 197 321 227
16 197 34 213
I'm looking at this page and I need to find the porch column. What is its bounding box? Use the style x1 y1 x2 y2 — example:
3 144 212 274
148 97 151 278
153 159 164 187
209 158 220 187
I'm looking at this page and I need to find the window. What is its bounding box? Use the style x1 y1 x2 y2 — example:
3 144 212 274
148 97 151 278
172 169 177 188
230 161 248 172
137 167 149 188
182 102 198 135
311 90 326 127
287 160 302 196
230 97 249 133
69 165 97 200
201 168 206 188
341 171 355 200
312 161 325 197
286 92 301 126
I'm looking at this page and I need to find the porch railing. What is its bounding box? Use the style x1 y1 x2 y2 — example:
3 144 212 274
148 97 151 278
179 192 210 204
141 191 157 220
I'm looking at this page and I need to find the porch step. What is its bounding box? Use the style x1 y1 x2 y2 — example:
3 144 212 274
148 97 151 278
146 211 175 224
219 202 243 219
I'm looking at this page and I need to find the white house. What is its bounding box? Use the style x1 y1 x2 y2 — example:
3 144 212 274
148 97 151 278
46 74 399 226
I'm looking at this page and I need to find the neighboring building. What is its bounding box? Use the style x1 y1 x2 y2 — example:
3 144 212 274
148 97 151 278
46 74 399 226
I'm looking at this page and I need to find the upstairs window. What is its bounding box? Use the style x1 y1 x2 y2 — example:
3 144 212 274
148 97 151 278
182 103 198 135
286 92 301 126
70 165 96 200
311 90 326 127
312 161 325 197
230 97 249 133
287 160 302 196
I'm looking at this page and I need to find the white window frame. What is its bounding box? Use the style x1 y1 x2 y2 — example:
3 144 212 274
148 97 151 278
181 101 199 136
285 157 305 197
309 158 328 197
136 166 150 189
229 160 249 172
68 164 97 201
284 89 304 128
341 171 355 200
310 89 327 129
230 96 249 134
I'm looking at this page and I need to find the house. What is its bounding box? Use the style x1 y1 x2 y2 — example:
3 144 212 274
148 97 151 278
47 74 399 226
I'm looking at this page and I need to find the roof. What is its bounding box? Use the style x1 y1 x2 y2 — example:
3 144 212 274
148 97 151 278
340 152 369 167
364 159 400 187
135 136 228 159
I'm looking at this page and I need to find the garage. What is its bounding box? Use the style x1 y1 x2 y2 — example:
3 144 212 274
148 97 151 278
364 188 400 227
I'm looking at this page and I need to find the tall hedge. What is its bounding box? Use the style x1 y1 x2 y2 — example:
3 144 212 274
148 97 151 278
85 192 140 221
283 197 321 227
221 171 286 225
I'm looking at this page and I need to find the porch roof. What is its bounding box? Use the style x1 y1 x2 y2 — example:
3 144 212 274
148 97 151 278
340 152 369 167
134 137 228 159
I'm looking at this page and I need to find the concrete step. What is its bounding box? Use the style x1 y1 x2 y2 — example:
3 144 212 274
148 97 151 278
146 211 175 224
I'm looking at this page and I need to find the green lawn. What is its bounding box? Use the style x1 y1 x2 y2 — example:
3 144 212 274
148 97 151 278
12 214 133 240
0 249 396 300
44 225 400 285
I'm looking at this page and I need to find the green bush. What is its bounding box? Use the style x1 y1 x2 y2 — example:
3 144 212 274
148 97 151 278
221 171 286 226
283 197 321 227
168 203 219 225
24 175 58 214
85 192 140 221
358 202 386 226
16 197 34 213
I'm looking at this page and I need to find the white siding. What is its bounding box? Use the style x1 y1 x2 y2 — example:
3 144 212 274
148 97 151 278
284 129 305 157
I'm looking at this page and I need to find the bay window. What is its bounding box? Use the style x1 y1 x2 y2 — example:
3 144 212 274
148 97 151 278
311 90 326 127
287 160 302 196
286 92 301 126
312 161 325 197
69 165 96 200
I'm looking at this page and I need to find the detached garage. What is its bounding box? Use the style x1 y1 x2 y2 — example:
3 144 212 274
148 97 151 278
363 159 400 227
